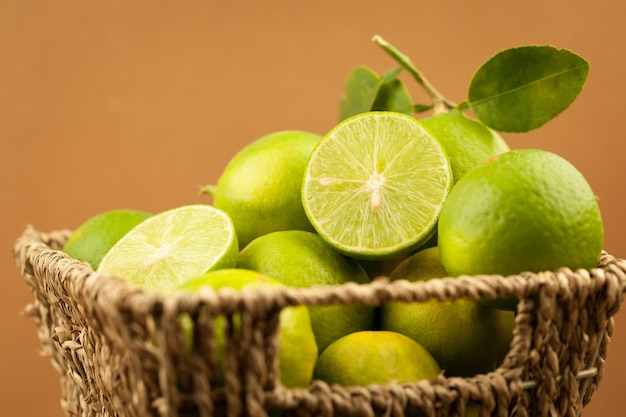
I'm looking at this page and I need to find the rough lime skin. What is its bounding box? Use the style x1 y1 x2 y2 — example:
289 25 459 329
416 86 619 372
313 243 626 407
176 268 318 388
313 330 440 386
237 230 375 352
380 247 515 377
212 130 321 249
438 148 604 280
62 209 152 269
418 109 510 183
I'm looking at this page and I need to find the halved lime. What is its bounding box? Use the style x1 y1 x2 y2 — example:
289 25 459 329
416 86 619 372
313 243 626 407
63 209 152 270
97 204 238 292
302 111 452 260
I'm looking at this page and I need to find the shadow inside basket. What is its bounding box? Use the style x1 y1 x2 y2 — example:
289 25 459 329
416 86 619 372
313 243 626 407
13 226 626 417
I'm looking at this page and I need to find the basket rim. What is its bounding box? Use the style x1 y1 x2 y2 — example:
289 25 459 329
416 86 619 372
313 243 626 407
14 225 626 317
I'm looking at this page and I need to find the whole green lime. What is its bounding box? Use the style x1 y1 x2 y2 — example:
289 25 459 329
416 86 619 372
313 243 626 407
380 247 515 376
237 230 375 352
62 209 152 269
209 130 321 249
418 109 510 183
438 149 604 309
313 330 440 386
176 268 318 388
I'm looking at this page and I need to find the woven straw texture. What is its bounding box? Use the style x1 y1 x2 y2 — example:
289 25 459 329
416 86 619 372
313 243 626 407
13 226 626 417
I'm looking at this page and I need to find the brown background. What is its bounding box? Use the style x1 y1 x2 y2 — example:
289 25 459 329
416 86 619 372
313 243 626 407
2 1 625 416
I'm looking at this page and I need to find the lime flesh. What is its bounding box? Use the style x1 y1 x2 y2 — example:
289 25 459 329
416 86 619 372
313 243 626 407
302 111 452 260
97 204 238 292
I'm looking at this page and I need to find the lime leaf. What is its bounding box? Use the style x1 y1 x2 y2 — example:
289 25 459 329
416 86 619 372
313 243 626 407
339 66 413 120
467 45 589 133
380 67 403 82
413 103 433 114
372 77 413 115
339 67 383 121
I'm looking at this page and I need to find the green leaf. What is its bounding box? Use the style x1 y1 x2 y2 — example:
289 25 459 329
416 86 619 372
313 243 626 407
372 77 414 115
339 66 414 120
413 103 433 114
380 67 404 82
467 45 589 133
339 67 383 121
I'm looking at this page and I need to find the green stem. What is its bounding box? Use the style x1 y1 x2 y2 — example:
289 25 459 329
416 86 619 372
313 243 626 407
372 35 456 115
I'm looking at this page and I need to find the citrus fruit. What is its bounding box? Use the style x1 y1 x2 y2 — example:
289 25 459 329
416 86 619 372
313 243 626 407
438 149 604 309
358 232 438 279
380 247 515 376
63 209 152 269
301 111 452 260
358 255 411 280
237 230 375 352
176 268 318 388
208 130 321 249
97 204 238 293
313 330 440 386
418 109 510 183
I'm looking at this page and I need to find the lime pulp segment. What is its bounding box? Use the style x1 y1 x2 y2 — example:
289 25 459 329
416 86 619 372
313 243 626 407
97 204 238 292
302 112 452 259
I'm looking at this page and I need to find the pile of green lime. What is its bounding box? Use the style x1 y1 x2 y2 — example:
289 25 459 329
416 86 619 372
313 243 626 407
61 35 604 397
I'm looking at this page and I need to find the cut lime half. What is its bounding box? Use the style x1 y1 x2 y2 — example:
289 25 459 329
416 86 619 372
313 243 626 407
97 204 238 292
302 111 452 260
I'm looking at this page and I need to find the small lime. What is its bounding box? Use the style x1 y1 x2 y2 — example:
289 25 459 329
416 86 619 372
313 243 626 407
418 109 510 183
313 330 440 386
237 230 375 352
176 268 318 388
210 130 321 249
380 247 515 376
62 209 152 269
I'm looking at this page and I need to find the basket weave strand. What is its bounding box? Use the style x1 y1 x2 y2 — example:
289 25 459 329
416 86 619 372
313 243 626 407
13 225 626 417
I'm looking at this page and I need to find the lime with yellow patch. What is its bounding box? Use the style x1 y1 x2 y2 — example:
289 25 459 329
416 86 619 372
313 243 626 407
313 330 440 387
380 247 515 376
176 268 318 388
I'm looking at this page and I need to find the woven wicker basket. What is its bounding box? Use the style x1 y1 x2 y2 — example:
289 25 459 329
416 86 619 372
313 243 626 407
13 225 626 417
